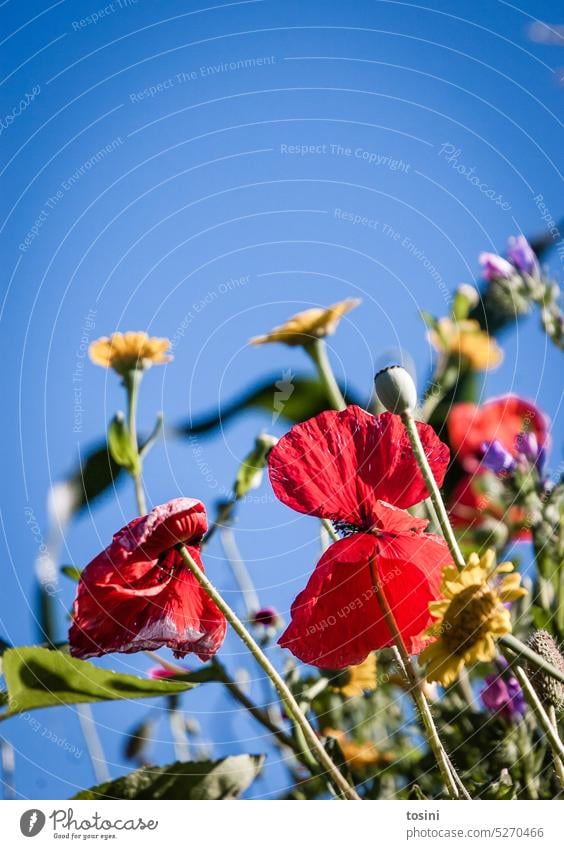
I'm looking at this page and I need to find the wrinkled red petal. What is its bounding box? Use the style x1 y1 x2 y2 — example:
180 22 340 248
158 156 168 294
111 497 208 561
69 545 226 661
268 406 449 525
448 396 549 472
278 530 449 668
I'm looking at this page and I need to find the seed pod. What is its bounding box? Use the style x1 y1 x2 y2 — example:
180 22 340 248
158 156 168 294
374 366 417 415
525 630 564 711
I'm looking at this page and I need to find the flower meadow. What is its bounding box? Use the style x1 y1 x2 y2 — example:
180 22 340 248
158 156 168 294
2 237 563 802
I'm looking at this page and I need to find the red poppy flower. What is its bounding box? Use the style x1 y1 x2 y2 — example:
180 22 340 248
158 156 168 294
268 406 452 668
69 498 226 661
448 395 548 473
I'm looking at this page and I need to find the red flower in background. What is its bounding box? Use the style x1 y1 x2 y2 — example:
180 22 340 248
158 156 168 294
448 395 548 473
448 472 532 540
268 406 452 669
69 498 226 661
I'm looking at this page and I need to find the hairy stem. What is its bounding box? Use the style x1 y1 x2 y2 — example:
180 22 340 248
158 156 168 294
177 544 360 800
124 368 147 515
305 339 346 412
401 410 465 569
370 559 468 799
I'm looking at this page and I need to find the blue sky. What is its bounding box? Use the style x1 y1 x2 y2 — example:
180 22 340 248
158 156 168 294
0 0 562 799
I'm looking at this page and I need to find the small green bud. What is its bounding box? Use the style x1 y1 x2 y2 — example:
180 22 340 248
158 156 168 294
108 412 140 476
525 630 564 711
374 366 417 415
234 433 278 499
452 284 480 320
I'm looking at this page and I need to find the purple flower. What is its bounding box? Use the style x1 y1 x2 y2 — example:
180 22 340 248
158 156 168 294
516 431 547 475
480 440 516 474
482 661 526 722
479 252 515 281
251 606 281 629
516 431 538 462
507 235 539 277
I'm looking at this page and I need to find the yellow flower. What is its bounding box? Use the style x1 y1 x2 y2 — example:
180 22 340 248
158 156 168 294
89 332 172 375
323 728 393 771
249 298 361 347
429 318 502 371
331 653 377 698
419 550 526 686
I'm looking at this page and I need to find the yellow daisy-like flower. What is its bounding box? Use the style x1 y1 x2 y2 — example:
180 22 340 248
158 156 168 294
323 728 393 771
330 653 377 698
429 318 502 371
419 550 526 686
249 298 361 347
89 332 172 375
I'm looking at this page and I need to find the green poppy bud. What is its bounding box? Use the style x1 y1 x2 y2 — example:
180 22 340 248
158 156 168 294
374 366 417 415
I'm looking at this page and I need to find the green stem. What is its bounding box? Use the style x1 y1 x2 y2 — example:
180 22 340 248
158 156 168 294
124 369 147 515
500 634 564 686
76 703 110 784
305 339 346 412
420 362 458 423
210 659 300 755
176 544 360 800
321 518 340 543
219 528 260 617
401 410 465 570
548 705 564 786
511 665 564 771
369 558 468 799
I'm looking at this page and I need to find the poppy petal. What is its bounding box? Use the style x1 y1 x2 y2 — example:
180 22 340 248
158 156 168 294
111 497 208 560
268 406 449 525
278 530 449 668
69 546 226 661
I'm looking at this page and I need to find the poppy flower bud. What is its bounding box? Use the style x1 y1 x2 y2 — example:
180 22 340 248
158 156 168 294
374 366 417 414
525 630 564 711
251 606 282 630
452 284 480 320
479 252 515 281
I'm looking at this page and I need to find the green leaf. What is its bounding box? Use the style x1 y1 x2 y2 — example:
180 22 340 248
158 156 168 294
0 648 197 718
73 755 265 800
107 413 140 476
175 375 362 437
60 565 82 582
